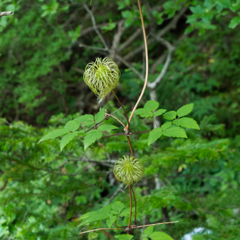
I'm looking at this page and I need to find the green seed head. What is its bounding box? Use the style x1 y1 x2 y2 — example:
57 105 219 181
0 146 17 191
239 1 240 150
113 156 144 187
83 57 120 102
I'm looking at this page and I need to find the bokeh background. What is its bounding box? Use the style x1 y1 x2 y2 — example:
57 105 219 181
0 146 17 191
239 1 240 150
0 0 240 239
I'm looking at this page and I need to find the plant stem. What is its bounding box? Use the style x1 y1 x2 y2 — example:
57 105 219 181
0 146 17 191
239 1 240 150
127 136 134 157
105 113 126 128
131 187 139 240
112 90 130 133
125 0 149 130
128 185 133 230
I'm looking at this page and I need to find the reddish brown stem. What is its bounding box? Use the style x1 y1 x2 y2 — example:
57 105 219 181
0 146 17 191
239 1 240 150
128 185 133 230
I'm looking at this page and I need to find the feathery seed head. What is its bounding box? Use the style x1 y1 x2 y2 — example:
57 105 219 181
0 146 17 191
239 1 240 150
83 57 120 102
113 155 144 187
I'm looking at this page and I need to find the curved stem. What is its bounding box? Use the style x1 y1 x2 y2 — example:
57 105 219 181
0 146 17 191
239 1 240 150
125 0 149 131
106 113 126 128
127 136 134 157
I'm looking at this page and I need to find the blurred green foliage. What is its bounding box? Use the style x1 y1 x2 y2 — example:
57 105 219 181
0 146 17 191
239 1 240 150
0 0 240 239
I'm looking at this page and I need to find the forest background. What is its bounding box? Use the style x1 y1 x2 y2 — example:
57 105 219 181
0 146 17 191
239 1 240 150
0 0 240 239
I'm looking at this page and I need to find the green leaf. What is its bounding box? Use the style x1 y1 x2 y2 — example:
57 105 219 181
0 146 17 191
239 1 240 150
154 109 167 116
79 211 109 226
161 122 172 130
74 114 94 124
83 130 102 150
111 201 125 214
79 205 111 226
177 103 193 117
98 124 118 132
148 128 162 145
143 238 148 240
38 129 68 143
135 108 153 118
173 117 200 129
119 207 135 217
143 226 154 237
163 111 177 120
64 120 80 131
114 234 133 240
145 100 159 111
135 101 160 118
162 126 187 138
106 215 117 228
95 108 105 122
149 231 173 240
60 132 78 151
229 16 240 29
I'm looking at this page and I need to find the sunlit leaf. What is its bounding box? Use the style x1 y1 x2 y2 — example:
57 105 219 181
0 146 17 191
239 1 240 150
149 231 173 240
60 132 78 151
154 109 167 116
163 111 177 120
95 108 105 122
173 117 200 129
83 130 102 150
38 129 68 143
98 124 118 132
162 126 187 138
64 120 80 131
145 100 159 111
148 128 162 145
177 103 193 117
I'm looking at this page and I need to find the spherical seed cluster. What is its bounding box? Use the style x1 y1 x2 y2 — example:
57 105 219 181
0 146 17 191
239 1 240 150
83 57 120 102
113 155 144 187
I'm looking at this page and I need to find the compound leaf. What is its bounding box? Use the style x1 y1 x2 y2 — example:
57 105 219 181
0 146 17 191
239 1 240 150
143 226 154 237
60 132 78 151
106 215 117 228
145 100 159 111
148 128 162 145
111 201 125 214
162 126 187 138
149 231 173 240
163 111 176 120
84 130 102 150
177 103 193 117
173 117 200 129
154 109 167 116
98 124 118 132
79 205 111 226
64 120 80 131
135 108 153 118
161 122 172 130
74 114 94 124
38 129 68 143
95 108 105 122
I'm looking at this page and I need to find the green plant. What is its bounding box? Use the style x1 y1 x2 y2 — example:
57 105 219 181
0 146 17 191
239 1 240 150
38 1 200 238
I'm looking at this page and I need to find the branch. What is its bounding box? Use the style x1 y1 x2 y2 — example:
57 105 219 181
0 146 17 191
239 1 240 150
0 11 14 17
109 20 125 61
83 4 109 50
79 227 124 235
116 55 144 81
85 106 122 133
147 36 175 89
104 183 124 205
68 158 114 168
123 6 188 61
